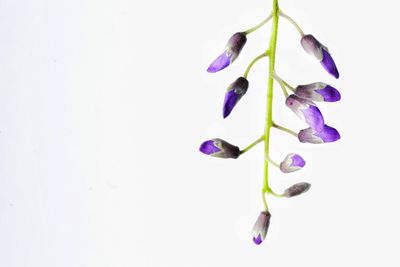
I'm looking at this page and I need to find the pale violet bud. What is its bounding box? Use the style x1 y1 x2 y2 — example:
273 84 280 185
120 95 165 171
286 94 324 131
298 125 341 144
284 182 311 198
280 153 306 173
199 138 240 159
295 83 341 102
207 32 247 73
301 34 339 79
252 211 271 245
223 77 249 118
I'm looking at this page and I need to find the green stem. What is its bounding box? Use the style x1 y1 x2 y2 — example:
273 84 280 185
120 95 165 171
262 0 280 212
272 121 298 137
243 51 269 79
268 189 285 198
273 74 289 97
244 14 273 34
273 73 295 92
267 157 280 168
279 10 305 36
240 136 265 155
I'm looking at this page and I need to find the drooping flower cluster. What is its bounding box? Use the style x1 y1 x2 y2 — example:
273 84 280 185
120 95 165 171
199 1 341 246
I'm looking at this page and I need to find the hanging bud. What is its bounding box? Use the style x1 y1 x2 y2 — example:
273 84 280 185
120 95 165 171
301 34 339 79
295 82 341 102
199 138 240 159
298 125 341 144
285 94 324 131
280 153 306 173
252 211 271 245
223 77 249 118
284 182 311 198
207 32 247 73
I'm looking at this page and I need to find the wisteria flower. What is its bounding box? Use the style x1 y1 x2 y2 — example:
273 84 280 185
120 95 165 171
201 1 341 246
223 77 249 118
301 34 339 79
295 82 341 102
298 125 341 144
252 211 271 245
285 94 325 131
207 32 247 73
280 153 306 173
199 138 240 159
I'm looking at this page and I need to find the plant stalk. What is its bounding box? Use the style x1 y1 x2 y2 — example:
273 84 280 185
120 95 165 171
262 0 280 211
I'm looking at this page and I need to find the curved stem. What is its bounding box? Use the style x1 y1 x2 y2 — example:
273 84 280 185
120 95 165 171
262 0 280 212
243 51 269 79
244 14 273 34
272 121 298 137
240 136 265 155
279 10 305 36
268 188 285 198
267 157 280 168
273 75 289 97
274 73 295 92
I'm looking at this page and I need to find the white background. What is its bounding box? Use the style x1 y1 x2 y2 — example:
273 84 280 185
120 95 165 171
0 0 399 266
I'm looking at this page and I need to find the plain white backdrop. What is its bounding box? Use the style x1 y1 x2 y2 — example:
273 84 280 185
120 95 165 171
0 0 399 266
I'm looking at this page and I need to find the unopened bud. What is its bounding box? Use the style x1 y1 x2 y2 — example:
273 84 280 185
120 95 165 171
284 182 311 198
199 138 240 159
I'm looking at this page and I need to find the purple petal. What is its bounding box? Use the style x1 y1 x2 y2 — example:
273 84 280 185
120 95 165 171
280 153 305 173
316 125 341 143
301 105 325 131
222 77 248 118
291 154 306 168
321 49 339 79
199 140 220 155
298 125 341 144
223 90 239 119
253 234 263 245
316 85 341 102
207 52 232 73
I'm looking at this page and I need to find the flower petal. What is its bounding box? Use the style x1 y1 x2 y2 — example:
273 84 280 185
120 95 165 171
207 52 231 73
223 90 239 119
321 49 339 79
199 140 221 155
223 77 249 118
315 85 341 102
315 125 341 143
301 105 325 131
298 125 341 144
280 153 306 173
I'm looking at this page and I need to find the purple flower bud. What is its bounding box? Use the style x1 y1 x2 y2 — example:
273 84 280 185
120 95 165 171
285 95 324 131
199 138 240 159
295 83 341 102
298 125 341 144
284 182 311 198
223 77 249 118
252 211 271 245
207 32 247 73
280 153 306 173
301 34 339 79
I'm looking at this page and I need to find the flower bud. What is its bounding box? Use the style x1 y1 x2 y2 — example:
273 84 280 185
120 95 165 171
286 94 324 131
252 211 271 245
284 182 311 198
301 34 339 79
199 138 240 159
280 153 306 173
223 77 249 118
298 125 341 144
207 32 247 73
295 82 341 102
